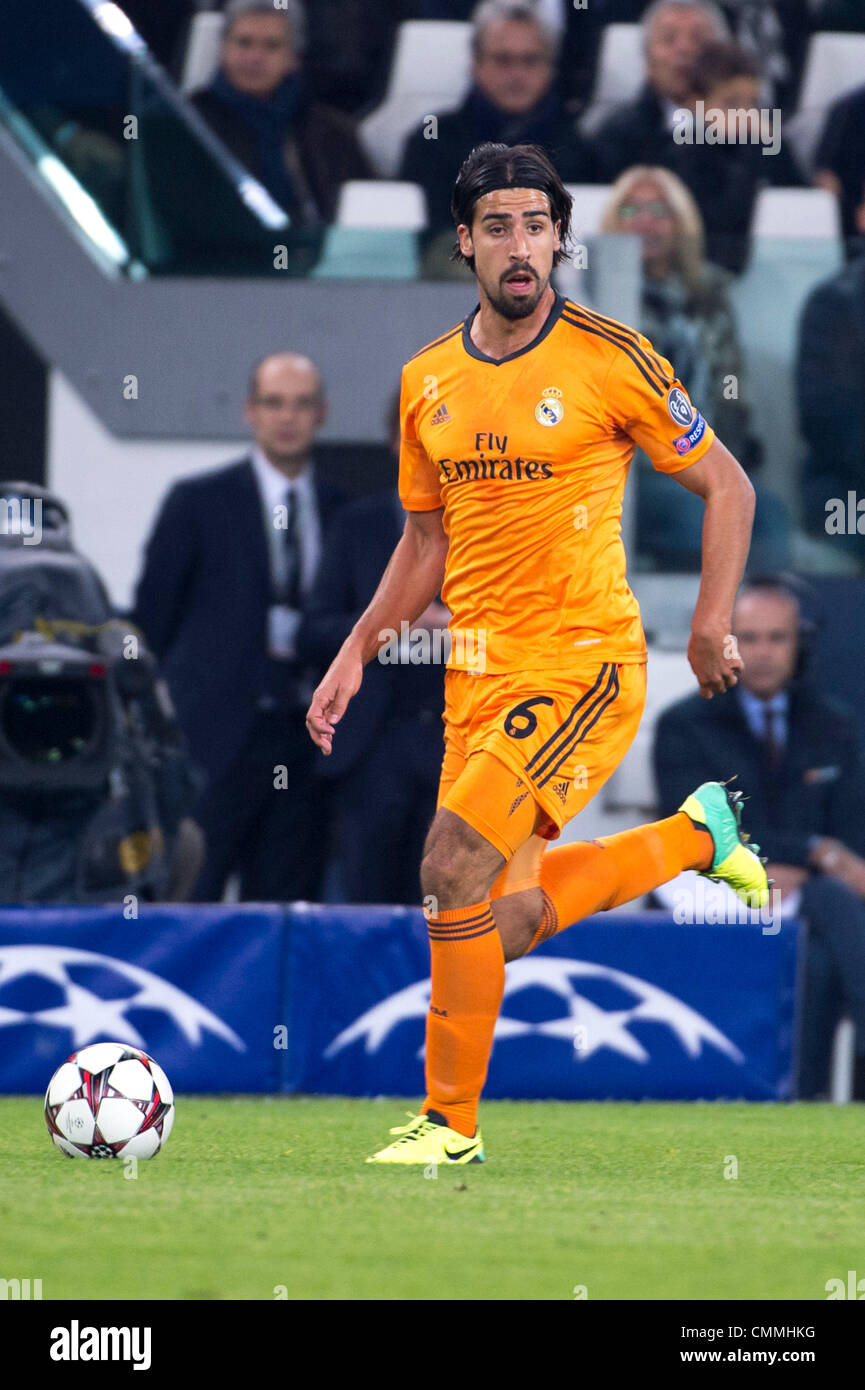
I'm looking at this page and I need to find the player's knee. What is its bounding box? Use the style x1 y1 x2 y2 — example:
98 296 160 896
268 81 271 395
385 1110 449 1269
420 842 490 909
420 844 467 905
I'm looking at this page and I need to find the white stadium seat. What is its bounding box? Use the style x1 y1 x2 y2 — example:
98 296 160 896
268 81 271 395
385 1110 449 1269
564 184 615 238
787 31 865 173
580 24 645 134
360 21 473 178
181 11 224 94
750 186 840 239
336 181 427 230
795 31 865 116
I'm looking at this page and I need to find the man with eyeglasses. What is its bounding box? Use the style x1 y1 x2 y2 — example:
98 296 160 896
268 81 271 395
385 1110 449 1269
399 0 596 253
132 353 344 902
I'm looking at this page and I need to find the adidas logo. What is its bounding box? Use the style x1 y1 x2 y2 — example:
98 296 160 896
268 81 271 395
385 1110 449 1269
552 779 569 805
430 403 451 426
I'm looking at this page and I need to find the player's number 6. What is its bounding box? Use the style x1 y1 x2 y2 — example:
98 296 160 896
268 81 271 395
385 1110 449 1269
504 696 554 739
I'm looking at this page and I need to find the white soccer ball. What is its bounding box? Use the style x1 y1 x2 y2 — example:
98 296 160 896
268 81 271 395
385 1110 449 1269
44 1043 175 1159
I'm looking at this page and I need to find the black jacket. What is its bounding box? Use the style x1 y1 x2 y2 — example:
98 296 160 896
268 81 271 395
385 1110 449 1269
300 488 445 779
191 87 372 224
131 457 344 780
653 682 865 866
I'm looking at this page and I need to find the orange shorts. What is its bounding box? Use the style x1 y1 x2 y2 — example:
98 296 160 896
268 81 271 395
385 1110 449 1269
437 661 646 892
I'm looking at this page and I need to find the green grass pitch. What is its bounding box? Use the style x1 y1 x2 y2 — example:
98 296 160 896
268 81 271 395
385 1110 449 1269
3 1095 864 1301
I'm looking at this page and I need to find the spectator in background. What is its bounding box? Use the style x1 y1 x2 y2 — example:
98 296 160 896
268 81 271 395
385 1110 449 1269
399 0 597 258
602 165 753 458
595 0 728 179
675 40 802 274
653 577 865 1099
797 249 865 565
191 0 372 225
600 165 789 569
302 396 447 904
715 0 811 111
294 1 397 114
132 353 345 903
814 85 865 256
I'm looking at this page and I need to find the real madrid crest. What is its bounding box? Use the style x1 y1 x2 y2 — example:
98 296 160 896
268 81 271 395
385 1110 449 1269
535 386 564 427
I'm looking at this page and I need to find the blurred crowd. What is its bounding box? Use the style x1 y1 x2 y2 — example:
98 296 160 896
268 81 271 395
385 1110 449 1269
12 0 865 569
82 0 865 570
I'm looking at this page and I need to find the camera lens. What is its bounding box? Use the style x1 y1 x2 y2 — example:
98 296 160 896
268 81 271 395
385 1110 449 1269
1 679 97 763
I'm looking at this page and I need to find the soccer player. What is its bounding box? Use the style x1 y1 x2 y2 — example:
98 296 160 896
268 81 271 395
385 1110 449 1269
306 142 768 1165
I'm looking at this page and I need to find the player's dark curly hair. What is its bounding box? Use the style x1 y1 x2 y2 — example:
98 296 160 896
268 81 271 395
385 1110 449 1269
449 142 574 272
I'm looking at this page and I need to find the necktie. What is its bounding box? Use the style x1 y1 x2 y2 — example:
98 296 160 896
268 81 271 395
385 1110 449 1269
762 703 781 768
280 487 302 609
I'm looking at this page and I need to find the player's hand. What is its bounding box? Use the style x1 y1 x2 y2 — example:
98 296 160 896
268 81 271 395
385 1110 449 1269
809 838 865 898
305 645 364 754
688 624 743 700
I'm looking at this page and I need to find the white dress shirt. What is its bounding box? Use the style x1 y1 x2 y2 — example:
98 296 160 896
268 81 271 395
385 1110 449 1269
251 447 322 661
250 446 321 599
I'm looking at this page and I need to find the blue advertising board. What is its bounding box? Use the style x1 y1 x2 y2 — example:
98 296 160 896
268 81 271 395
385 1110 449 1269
0 905 284 1092
283 907 800 1101
0 905 800 1100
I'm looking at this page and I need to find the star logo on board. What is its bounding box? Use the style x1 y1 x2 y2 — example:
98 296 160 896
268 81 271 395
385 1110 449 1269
0 945 245 1051
325 958 746 1067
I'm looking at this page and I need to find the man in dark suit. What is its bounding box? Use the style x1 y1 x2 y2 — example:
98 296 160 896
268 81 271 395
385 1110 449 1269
653 577 865 1097
301 402 447 903
132 352 343 901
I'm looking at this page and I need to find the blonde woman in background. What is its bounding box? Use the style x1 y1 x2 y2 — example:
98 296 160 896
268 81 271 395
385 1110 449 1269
601 165 789 570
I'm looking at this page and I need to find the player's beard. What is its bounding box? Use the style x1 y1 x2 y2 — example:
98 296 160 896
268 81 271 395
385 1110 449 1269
481 266 548 320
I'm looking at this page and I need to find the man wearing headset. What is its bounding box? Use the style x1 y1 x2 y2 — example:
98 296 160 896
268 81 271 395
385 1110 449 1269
654 576 865 1098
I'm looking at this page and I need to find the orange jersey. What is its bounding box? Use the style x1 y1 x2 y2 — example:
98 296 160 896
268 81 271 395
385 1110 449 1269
398 292 715 673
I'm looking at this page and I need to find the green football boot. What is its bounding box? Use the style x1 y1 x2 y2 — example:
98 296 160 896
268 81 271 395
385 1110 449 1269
679 780 770 908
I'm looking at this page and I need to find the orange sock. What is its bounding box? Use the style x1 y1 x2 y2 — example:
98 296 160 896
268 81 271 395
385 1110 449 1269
422 900 505 1138
528 812 713 951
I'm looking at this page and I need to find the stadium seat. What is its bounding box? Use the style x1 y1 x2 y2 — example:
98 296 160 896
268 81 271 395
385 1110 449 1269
311 227 419 279
750 186 840 240
730 226 843 520
787 32 865 174
564 184 615 238
180 10 223 94
359 21 472 178
579 24 645 135
795 31 865 116
336 180 427 231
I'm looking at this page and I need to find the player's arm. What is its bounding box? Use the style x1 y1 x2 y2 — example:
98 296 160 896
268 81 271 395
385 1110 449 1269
305 507 448 753
668 436 755 699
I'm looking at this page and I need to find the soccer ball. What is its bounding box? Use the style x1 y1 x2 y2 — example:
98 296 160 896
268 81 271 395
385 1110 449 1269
44 1042 175 1159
